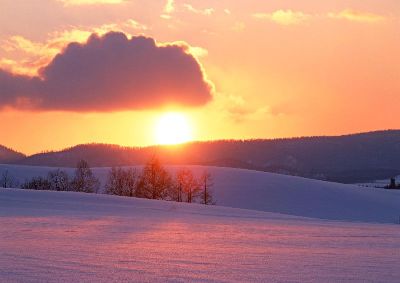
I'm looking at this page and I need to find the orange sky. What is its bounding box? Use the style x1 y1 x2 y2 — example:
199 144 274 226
0 0 399 154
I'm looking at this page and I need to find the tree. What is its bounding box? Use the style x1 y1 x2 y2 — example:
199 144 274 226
105 167 138 197
105 167 123 196
176 168 200 203
20 176 51 191
71 160 100 193
123 168 138 197
48 169 70 191
0 170 17 188
167 178 183 202
199 170 215 205
136 157 172 200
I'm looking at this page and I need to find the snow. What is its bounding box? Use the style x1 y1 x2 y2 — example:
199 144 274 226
1 188 400 282
1 164 400 223
1 164 400 282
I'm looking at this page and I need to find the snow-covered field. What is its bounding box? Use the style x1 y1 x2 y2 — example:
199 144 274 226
1 188 400 282
1 164 400 282
1 164 400 223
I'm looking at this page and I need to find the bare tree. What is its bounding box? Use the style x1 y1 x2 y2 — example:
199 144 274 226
106 167 124 196
48 169 70 191
168 179 183 202
0 170 17 188
71 160 100 193
176 168 200 203
199 170 215 205
124 168 138 197
105 167 138 197
136 157 172 200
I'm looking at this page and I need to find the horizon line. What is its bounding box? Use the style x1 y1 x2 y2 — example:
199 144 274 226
3 128 399 157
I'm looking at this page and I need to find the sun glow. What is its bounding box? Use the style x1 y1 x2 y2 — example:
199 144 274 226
155 112 193 145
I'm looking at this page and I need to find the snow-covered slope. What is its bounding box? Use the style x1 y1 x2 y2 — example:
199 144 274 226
1 188 400 282
1 164 400 223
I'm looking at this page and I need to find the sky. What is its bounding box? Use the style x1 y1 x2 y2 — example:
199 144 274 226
0 0 399 154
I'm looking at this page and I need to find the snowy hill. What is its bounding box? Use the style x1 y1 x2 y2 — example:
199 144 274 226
1 188 400 282
1 164 400 223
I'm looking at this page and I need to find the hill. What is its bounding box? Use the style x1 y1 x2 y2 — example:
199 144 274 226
11 130 400 183
1 164 400 223
0 145 25 164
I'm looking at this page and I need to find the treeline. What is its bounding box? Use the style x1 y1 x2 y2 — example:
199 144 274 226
13 130 400 183
0 144 26 163
20 160 100 193
105 157 215 205
12 157 215 205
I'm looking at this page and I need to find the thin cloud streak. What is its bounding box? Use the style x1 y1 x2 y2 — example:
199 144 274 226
183 4 215 16
253 9 387 25
253 10 311 25
328 9 386 23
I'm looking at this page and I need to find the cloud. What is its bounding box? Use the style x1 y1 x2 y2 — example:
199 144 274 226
161 0 175 19
328 9 386 23
0 32 213 112
1 36 60 76
184 46 208 58
225 95 269 123
58 0 126 6
252 9 385 25
164 0 174 13
183 4 215 16
0 20 148 76
161 2 214 19
253 10 310 25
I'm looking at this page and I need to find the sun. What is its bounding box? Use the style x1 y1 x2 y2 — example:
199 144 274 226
154 112 193 145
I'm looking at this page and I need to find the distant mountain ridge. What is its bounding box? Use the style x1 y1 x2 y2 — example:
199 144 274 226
3 129 400 183
0 145 25 164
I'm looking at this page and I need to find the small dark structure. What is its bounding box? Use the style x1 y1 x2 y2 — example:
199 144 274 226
389 178 396 189
385 178 400 190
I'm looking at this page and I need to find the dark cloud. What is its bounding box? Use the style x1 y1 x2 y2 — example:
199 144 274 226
0 32 213 111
